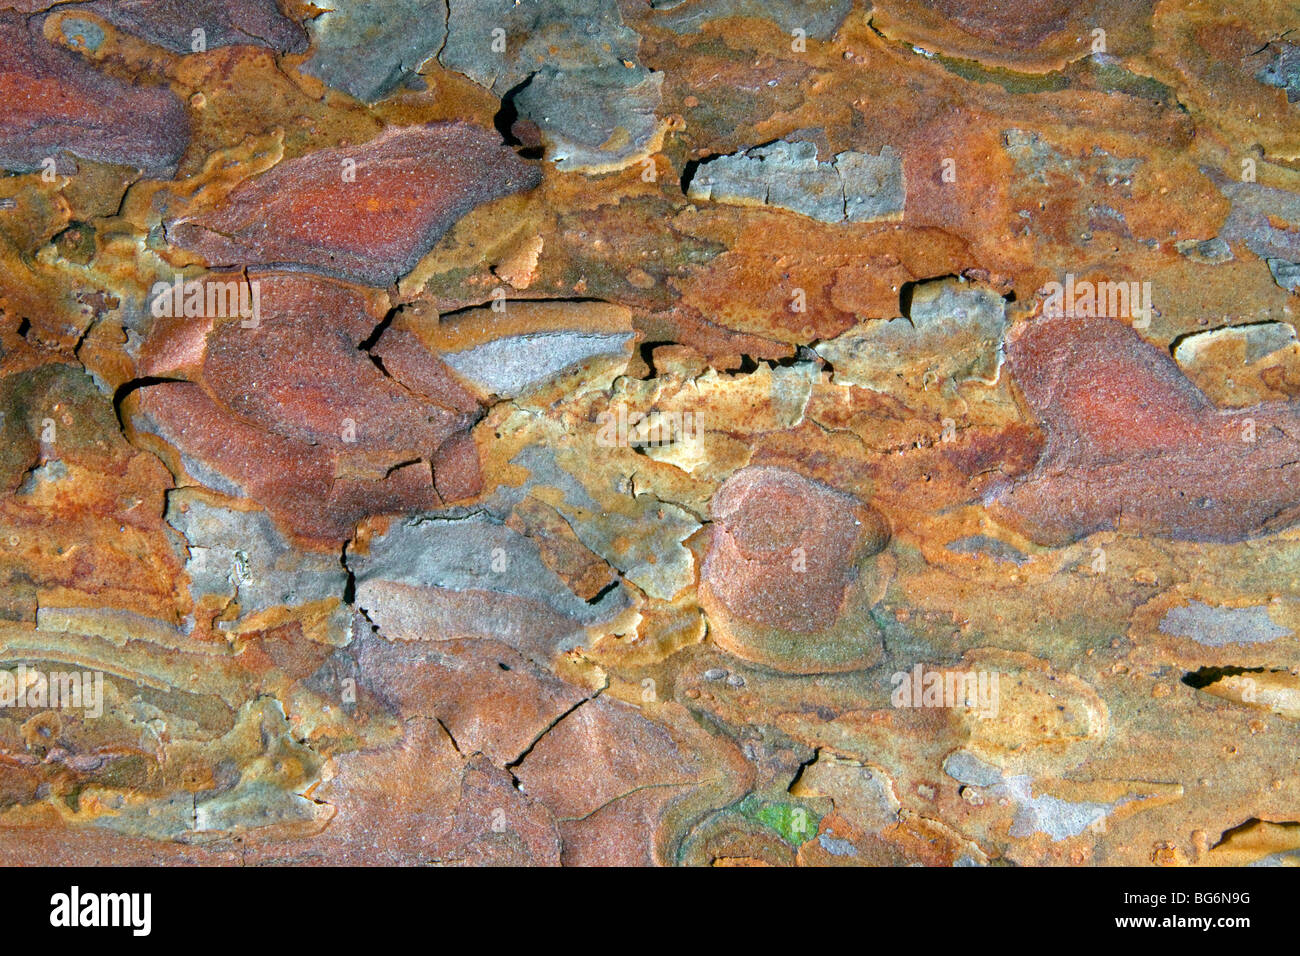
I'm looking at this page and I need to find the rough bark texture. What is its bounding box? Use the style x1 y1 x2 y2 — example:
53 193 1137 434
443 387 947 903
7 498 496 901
0 0 1296 868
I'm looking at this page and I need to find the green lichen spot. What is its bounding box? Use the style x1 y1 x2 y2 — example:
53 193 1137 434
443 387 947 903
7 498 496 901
735 794 820 846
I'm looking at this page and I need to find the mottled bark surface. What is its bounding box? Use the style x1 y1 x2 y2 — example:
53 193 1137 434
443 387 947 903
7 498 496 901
0 0 1296 868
